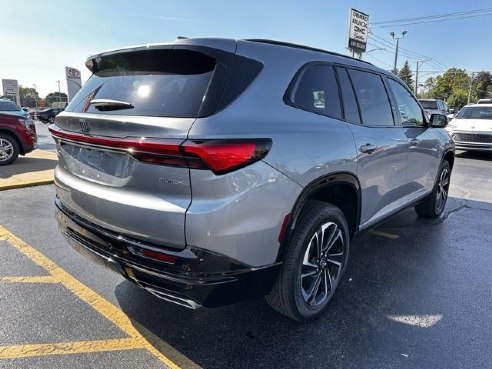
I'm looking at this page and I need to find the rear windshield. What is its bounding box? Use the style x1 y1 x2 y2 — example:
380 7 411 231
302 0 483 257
456 106 492 120
419 100 437 110
66 49 217 118
0 100 21 111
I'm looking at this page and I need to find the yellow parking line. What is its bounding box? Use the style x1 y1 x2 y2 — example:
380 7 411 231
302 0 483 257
0 338 141 360
369 230 400 239
0 276 59 283
0 226 200 369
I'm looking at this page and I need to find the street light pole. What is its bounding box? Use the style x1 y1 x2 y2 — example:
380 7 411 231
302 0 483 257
360 48 384 60
390 31 407 74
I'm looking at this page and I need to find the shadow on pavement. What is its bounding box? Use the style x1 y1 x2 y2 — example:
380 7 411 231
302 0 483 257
455 150 492 161
0 156 57 179
114 197 492 369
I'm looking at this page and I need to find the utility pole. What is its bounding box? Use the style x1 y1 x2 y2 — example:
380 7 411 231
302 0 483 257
56 80 61 104
33 84 38 109
467 72 475 105
390 31 407 74
415 59 431 96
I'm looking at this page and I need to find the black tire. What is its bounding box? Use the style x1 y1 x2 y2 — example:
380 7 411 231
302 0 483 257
0 133 20 166
415 160 451 218
48 116 55 124
265 201 350 322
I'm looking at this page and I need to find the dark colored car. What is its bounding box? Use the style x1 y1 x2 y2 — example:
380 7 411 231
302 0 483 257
0 113 37 165
37 108 64 123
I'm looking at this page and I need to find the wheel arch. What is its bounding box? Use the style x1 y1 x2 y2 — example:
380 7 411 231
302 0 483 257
276 172 361 262
443 149 454 169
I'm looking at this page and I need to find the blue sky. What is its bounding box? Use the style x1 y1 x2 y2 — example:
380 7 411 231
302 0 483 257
1 0 491 97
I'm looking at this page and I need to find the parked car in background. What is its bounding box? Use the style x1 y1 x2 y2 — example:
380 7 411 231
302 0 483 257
0 99 29 118
446 104 492 151
419 98 454 118
0 112 37 165
37 108 64 123
476 98 492 104
27 108 38 120
51 38 454 321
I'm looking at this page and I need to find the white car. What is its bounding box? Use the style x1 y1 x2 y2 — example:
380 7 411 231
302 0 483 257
446 104 492 151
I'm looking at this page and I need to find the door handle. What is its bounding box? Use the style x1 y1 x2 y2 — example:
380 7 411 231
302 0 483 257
360 143 378 154
410 139 420 146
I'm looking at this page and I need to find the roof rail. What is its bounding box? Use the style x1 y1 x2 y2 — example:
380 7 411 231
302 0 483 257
245 39 373 66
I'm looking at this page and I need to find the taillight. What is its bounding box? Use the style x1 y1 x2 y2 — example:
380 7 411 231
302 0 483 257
49 126 272 175
183 139 271 174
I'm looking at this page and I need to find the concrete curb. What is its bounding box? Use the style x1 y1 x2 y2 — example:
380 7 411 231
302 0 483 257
0 179 54 191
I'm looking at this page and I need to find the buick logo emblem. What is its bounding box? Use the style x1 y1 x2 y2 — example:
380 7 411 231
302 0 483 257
79 119 90 134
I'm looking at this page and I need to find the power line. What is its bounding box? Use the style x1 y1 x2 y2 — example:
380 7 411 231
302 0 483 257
363 53 394 69
368 32 449 70
368 37 435 65
372 7 492 25
378 12 492 28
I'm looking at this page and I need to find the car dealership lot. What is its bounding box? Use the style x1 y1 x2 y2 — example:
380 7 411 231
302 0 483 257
0 151 491 369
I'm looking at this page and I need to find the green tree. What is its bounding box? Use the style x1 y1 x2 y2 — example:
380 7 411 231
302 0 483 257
430 68 470 101
19 87 39 107
427 68 471 109
421 77 436 98
447 90 468 110
472 71 492 100
45 92 68 107
398 60 414 89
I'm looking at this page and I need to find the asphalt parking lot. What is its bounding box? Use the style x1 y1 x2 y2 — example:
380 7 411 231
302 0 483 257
0 137 491 368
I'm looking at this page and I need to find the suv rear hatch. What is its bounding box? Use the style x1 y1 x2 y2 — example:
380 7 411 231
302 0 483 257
51 42 262 249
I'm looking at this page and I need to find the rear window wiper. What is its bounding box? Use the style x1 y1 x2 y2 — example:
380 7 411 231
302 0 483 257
90 99 134 111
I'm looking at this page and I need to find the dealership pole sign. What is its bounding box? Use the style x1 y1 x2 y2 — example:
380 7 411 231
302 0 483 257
2 79 18 96
347 8 369 53
65 66 82 102
2 79 20 106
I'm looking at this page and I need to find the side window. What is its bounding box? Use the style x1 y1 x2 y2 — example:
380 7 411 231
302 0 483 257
348 69 394 126
336 67 361 124
291 64 342 119
387 79 425 127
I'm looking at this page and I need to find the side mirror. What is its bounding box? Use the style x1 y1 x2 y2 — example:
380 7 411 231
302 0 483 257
430 113 448 128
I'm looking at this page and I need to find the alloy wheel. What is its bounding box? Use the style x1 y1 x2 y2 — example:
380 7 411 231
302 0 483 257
0 138 14 162
436 167 450 213
300 221 346 308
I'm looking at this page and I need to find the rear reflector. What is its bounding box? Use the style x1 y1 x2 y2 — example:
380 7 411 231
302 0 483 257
142 249 177 264
278 213 292 243
49 125 272 174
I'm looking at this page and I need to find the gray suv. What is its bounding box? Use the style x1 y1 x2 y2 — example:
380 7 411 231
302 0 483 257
51 38 454 321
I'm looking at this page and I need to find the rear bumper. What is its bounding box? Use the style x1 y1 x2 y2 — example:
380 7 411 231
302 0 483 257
55 198 281 308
